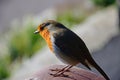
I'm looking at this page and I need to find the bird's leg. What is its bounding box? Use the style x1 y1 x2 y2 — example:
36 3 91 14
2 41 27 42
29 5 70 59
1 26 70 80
50 65 73 77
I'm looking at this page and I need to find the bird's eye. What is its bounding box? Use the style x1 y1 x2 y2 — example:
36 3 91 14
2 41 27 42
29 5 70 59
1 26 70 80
44 22 50 27
40 22 50 31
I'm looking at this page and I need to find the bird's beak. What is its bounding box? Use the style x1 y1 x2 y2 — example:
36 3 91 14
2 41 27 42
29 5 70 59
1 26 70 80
34 30 39 34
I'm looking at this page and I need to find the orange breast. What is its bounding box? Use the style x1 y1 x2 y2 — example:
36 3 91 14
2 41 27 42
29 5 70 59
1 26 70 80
40 28 53 52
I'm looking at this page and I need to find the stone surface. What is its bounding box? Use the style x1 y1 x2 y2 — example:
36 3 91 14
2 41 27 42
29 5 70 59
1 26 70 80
25 65 105 80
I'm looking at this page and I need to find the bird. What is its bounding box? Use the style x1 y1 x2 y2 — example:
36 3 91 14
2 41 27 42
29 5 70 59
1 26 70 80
34 20 110 80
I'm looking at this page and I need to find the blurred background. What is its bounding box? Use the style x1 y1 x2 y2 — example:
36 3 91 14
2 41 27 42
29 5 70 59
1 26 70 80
0 0 119 80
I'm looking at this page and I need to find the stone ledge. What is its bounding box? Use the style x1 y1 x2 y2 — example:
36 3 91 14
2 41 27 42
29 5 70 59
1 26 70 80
25 65 105 80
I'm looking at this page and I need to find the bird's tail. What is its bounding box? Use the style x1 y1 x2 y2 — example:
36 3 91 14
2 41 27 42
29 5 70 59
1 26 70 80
87 57 110 80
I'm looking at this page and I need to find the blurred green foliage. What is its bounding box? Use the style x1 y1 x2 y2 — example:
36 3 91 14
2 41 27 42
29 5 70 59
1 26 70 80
8 21 45 62
0 57 10 80
56 11 86 28
0 13 86 79
0 20 45 80
92 0 115 7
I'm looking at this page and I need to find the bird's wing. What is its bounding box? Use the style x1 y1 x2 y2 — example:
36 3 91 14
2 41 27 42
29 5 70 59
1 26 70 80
54 29 92 69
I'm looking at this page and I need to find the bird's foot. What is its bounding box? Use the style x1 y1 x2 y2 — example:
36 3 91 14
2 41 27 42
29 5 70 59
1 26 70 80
50 68 70 72
50 65 71 72
49 65 73 77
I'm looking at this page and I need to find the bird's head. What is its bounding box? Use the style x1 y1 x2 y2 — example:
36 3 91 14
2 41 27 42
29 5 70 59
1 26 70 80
34 20 66 40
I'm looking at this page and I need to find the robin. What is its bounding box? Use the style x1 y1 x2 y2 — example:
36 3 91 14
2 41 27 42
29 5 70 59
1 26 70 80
34 20 110 80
